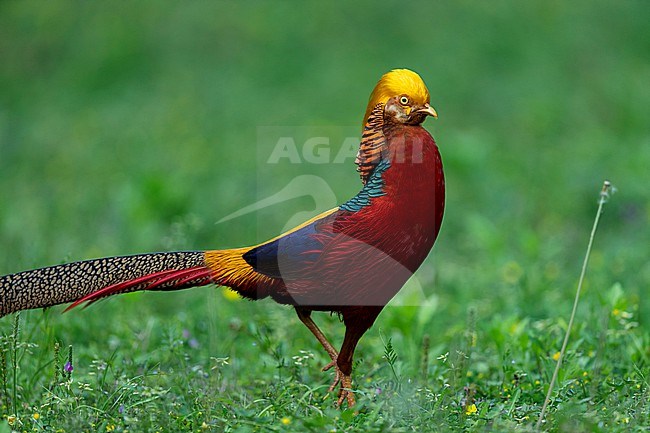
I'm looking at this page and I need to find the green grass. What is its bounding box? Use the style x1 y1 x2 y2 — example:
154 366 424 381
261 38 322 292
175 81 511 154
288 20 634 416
1 1 649 431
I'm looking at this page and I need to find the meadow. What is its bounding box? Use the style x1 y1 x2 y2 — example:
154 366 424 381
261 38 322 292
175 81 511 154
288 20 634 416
1 2 649 432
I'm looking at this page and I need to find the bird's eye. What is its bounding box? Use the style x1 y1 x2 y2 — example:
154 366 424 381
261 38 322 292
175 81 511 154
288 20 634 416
399 96 409 105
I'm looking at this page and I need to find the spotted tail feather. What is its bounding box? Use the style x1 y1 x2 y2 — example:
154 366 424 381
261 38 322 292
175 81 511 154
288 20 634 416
0 251 211 317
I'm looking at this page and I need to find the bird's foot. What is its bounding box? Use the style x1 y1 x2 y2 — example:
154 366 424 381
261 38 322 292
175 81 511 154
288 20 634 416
322 361 355 407
322 360 341 390
336 373 355 408
322 359 336 372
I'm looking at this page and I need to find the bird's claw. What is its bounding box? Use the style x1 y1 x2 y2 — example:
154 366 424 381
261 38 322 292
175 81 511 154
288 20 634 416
336 374 355 407
322 363 355 407
320 356 355 407
327 365 341 392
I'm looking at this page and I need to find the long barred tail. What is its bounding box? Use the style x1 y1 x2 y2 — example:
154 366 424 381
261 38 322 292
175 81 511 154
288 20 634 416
0 251 213 318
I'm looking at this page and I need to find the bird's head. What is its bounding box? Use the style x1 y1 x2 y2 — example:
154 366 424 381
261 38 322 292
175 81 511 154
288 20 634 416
363 69 437 128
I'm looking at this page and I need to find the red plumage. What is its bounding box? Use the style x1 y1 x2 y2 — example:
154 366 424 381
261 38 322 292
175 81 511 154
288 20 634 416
263 126 444 309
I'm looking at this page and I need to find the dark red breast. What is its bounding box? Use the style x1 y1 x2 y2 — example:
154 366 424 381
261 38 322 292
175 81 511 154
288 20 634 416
263 124 445 308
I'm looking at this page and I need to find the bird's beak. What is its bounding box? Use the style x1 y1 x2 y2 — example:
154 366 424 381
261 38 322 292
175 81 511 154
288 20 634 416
416 103 438 119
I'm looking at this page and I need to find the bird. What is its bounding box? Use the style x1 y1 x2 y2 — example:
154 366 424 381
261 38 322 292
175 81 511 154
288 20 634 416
0 69 444 407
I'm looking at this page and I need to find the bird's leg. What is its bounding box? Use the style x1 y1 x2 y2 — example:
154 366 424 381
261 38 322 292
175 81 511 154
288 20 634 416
295 308 344 392
334 324 365 407
333 306 383 408
295 307 339 367
296 307 382 407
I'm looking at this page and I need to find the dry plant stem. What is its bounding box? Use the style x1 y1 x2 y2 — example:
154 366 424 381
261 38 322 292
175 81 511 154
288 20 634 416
12 313 19 417
536 181 613 430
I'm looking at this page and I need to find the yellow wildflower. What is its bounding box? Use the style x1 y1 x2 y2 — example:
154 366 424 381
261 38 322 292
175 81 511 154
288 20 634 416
281 417 291 425
552 351 561 361
33 413 40 420
222 288 241 301
465 404 478 415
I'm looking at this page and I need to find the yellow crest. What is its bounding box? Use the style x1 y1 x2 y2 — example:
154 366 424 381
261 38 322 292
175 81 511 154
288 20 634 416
363 69 431 127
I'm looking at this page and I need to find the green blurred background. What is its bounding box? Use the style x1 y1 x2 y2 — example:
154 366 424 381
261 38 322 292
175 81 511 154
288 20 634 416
0 0 649 418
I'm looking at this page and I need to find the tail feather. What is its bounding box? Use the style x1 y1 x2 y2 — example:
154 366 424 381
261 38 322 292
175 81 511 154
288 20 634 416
65 266 213 311
169 268 214 289
1 251 209 317
146 267 213 291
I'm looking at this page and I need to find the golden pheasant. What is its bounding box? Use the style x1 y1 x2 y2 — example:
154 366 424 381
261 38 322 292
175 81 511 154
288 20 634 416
0 69 444 407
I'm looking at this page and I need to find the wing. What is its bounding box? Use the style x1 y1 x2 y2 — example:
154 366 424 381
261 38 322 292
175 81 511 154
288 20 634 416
245 101 390 280
355 103 388 184
242 208 339 279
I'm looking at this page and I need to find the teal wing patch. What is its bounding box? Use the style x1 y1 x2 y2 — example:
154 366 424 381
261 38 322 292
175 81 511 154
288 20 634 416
339 159 390 212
